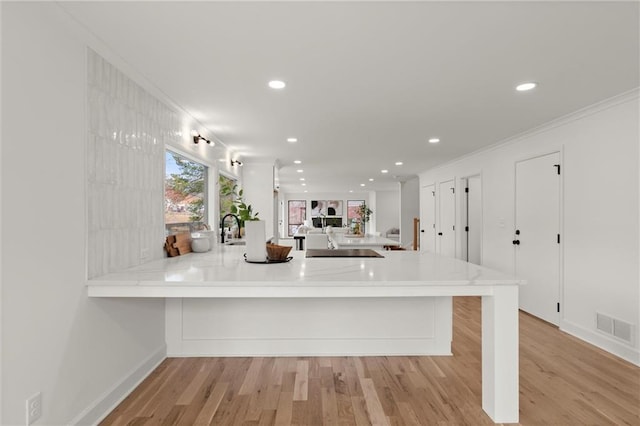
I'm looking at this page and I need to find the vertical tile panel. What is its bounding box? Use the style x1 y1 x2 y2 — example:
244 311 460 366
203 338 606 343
86 49 177 278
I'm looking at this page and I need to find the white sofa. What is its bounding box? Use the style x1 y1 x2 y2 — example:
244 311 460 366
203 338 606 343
385 228 400 241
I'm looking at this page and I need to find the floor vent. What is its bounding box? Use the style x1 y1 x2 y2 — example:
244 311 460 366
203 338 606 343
596 312 633 343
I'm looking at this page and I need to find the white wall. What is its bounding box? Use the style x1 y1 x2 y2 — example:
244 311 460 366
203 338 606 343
400 178 420 247
376 190 400 235
368 191 377 234
242 162 275 239
1 3 167 424
419 92 639 365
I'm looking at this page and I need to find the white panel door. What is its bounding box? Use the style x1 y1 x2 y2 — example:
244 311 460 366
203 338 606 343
515 152 561 325
420 184 436 252
466 175 482 264
438 180 456 258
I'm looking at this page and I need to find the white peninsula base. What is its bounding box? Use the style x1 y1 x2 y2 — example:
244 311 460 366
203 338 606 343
165 296 453 357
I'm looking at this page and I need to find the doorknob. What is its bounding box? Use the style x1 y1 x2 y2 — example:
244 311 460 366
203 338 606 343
420 230 425 233
512 240 520 245
438 232 443 236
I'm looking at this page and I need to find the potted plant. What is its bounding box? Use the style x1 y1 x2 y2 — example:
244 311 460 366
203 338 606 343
357 203 373 235
220 181 259 236
232 188 260 224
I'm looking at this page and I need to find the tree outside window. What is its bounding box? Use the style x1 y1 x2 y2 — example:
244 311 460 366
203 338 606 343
219 174 237 220
165 151 207 234
288 200 306 236
347 200 365 224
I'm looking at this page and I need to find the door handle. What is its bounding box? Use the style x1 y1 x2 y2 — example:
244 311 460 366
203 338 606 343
420 230 425 233
438 232 443 236
512 240 520 245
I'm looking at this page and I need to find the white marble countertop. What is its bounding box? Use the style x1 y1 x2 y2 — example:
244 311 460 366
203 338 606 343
87 245 523 298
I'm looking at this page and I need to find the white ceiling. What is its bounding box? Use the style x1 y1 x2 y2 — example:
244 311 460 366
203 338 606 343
60 1 639 192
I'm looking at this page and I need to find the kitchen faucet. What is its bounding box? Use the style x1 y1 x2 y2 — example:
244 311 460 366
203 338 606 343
220 213 241 243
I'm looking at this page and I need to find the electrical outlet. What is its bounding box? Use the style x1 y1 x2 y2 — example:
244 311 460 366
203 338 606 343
26 392 42 425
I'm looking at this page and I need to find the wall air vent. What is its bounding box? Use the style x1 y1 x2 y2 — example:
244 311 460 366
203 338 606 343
596 313 613 334
596 312 633 343
613 318 632 342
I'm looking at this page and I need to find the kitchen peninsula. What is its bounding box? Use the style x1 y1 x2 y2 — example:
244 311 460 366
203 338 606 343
87 245 521 423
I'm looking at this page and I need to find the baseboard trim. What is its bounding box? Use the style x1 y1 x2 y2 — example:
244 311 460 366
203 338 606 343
560 319 639 366
70 344 167 425
166 338 451 357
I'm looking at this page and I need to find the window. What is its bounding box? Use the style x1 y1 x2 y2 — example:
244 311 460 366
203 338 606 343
164 151 207 234
219 174 237 220
347 200 365 225
288 200 307 236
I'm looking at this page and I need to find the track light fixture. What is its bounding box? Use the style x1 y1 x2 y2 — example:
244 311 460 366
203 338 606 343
192 133 213 145
231 160 243 167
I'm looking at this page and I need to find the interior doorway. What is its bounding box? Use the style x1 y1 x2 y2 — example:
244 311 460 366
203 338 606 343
463 175 482 264
515 152 561 325
419 184 436 252
438 179 456 258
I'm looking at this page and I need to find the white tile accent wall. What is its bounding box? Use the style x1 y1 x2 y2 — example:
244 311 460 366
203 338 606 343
87 49 178 277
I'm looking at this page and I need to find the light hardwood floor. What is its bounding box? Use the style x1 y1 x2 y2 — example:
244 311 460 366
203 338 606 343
101 297 640 425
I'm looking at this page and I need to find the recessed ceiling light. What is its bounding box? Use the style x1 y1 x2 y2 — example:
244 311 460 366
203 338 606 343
360 183 366 187
428 138 440 144
287 138 298 143
296 169 303 173
369 178 374 181
516 82 537 91
304 190 308 193
395 162 403 166
349 190 353 193
381 169 388 174
294 160 302 164
302 183 306 186
299 178 305 181
268 80 286 89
